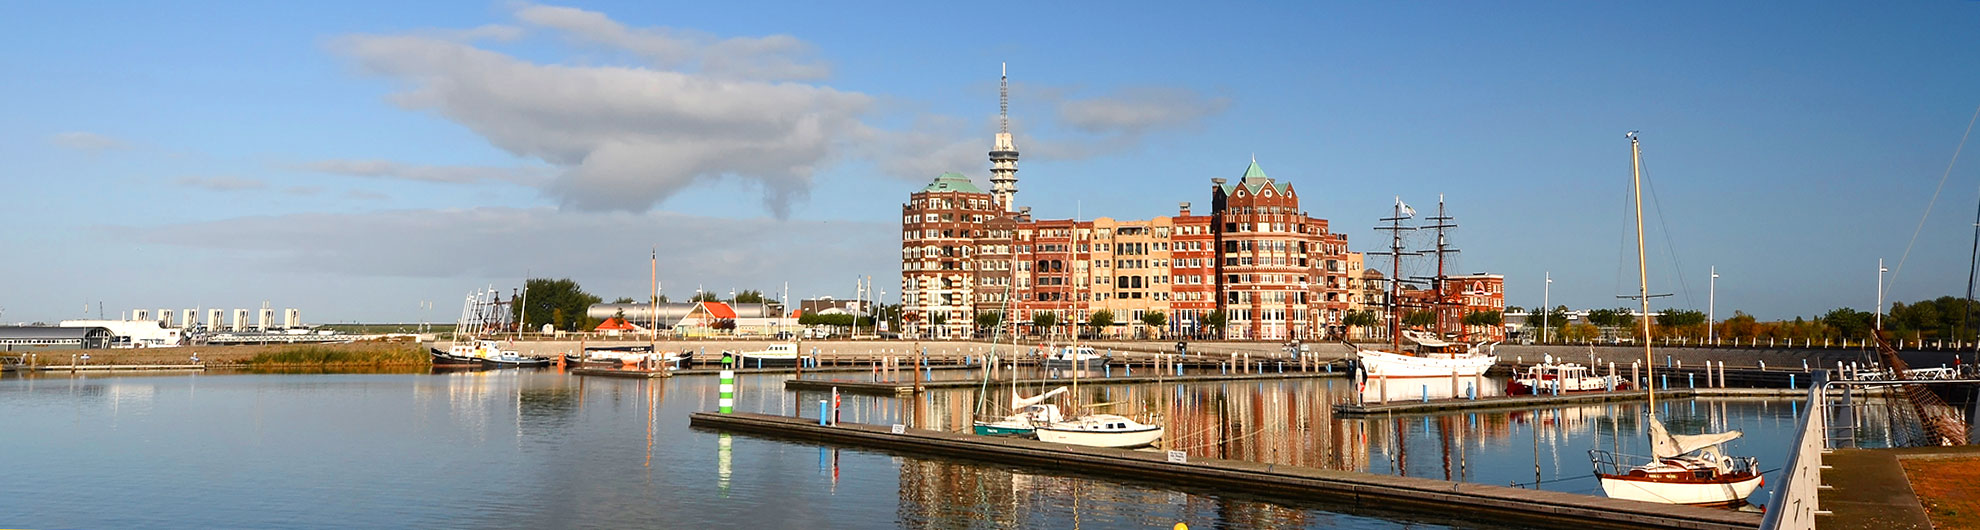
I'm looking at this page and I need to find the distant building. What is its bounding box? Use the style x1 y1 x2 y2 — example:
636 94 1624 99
59 320 182 348
0 326 112 352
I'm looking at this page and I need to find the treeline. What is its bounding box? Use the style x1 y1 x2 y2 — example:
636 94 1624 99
1509 295 1980 342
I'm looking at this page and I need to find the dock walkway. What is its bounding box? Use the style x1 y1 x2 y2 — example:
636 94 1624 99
787 371 1345 396
690 411 1760 530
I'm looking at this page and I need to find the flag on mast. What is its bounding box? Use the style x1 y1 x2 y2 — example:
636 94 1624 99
1395 196 1417 218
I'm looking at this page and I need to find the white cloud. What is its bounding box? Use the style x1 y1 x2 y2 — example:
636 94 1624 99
297 159 554 185
512 4 828 81
334 29 870 218
175 176 266 191
326 5 1227 216
107 208 899 297
1057 87 1229 136
50 131 131 153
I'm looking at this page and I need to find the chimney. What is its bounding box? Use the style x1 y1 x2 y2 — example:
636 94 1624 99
1211 178 1227 186
1179 202 1192 216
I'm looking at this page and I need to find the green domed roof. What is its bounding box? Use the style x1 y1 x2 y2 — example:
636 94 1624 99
920 172 985 193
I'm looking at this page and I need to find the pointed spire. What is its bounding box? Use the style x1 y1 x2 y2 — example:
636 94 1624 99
999 62 1009 135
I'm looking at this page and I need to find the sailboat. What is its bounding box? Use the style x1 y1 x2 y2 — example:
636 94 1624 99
1033 219 1165 448
1354 197 1498 383
1588 132 1761 507
972 255 1066 436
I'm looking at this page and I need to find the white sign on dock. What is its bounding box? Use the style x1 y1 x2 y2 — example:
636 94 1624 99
890 424 906 434
1166 450 1187 464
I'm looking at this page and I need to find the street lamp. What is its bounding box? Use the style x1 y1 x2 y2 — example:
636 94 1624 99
1876 258 1888 330
1542 272 1552 344
1708 266 1719 342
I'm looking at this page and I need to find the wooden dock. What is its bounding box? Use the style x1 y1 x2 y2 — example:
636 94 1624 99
1336 387 1863 416
690 411 1760 530
29 364 207 372
786 371 1347 396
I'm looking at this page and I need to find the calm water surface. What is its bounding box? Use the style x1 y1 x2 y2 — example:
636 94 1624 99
3 368 1880 528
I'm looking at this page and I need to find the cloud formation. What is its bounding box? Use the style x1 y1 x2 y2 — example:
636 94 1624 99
328 4 1227 215
50 131 131 153
336 9 871 218
175 176 267 191
297 159 554 185
108 208 899 297
513 4 829 81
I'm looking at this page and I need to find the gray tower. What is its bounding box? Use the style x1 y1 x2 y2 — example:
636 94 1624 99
988 63 1020 212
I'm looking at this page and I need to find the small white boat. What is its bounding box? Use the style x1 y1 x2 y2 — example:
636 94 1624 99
1042 346 1106 369
1507 358 1629 395
737 343 805 367
1035 414 1164 448
974 387 1068 436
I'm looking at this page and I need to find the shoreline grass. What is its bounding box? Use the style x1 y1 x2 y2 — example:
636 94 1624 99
246 344 427 367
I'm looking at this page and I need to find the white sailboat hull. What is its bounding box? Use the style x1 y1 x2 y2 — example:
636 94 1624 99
1596 473 1763 506
1035 426 1164 448
1356 349 1497 377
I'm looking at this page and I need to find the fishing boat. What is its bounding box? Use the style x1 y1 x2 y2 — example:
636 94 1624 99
1507 358 1629 395
1353 197 1498 385
430 346 480 367
1042 346 1106 370
737 343 805 368
1587 131 1761 507
974 387 1068 436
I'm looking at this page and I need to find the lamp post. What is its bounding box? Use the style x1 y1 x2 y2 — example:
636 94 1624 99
1708 266 1718 341
1542 272 1552 344
1876 258 1888 330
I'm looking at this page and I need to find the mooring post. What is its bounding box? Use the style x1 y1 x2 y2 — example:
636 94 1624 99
1421 384 1429 403
1789 373 1796 389
831 386 840 425
719 370 735 414
818 400 828 426
1688 373 1695 389
1661 373 1668 390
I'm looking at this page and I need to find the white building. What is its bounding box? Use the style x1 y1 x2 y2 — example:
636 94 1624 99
59 319 184 348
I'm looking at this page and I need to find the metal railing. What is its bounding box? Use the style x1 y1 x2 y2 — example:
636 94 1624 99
1760 371 1828 530
1763 373 1980 530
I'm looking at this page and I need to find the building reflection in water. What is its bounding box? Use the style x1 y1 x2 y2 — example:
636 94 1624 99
894 458 1322 528
801 376 1891 498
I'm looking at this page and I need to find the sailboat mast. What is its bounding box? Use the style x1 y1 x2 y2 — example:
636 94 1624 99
650 247 658 353
1386 202 1409 353
1630 132 1655 415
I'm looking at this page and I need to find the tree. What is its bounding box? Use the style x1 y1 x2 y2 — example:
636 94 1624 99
1088 309 1115 337
690 292 722 302
1032 312 1059 337
1821 307 1874 339
1719 311 1760 339
975 311 1004 332
1462 310 1503 328
1403 310 1436 327
1141 311 1167 339
734 290 775 304
1343 310 1379 329
1611 308 1636 330
1202 309 1228 339
1585 308 1620 328
1657 309 1707 339
612 297 636 304
512 278 601 332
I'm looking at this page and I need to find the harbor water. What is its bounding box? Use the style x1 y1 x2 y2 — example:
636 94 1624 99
0 369 1884 528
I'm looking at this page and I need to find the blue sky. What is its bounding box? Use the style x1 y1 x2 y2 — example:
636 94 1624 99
4 2 1979 324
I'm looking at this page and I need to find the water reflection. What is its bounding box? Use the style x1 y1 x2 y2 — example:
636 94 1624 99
804 376 1886 505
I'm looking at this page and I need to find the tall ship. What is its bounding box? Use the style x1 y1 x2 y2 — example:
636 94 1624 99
1353 197 1497 380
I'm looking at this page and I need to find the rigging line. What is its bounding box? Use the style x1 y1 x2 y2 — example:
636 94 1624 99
1891 104 1980 291
1639 148 1697 311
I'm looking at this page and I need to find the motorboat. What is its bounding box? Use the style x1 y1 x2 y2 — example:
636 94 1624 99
737 343 805 368
564 346 693 369
1042 346 1106 370
1034 415 1164 448
1507 358 1628 395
